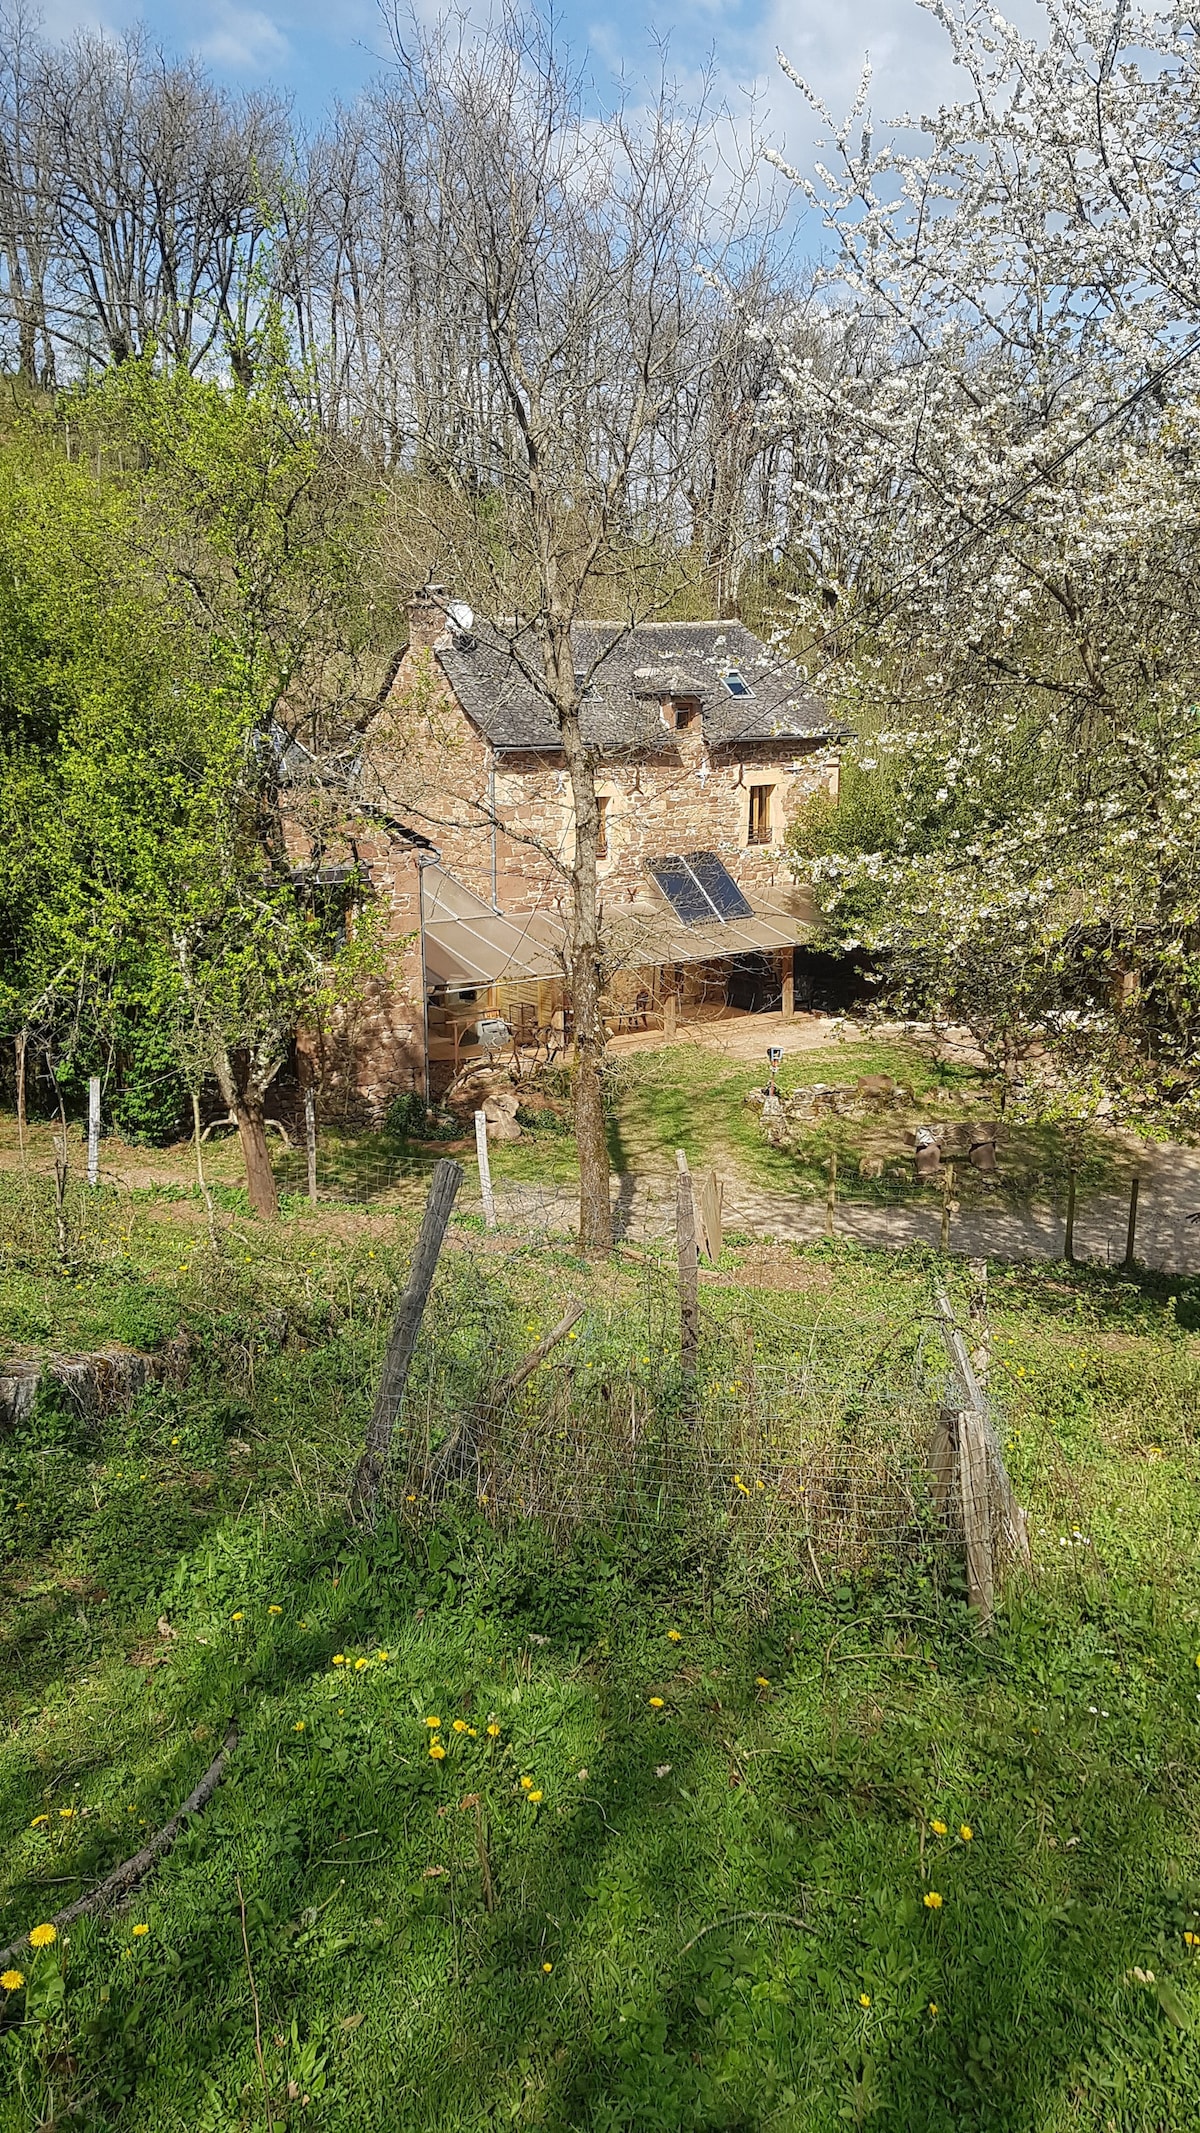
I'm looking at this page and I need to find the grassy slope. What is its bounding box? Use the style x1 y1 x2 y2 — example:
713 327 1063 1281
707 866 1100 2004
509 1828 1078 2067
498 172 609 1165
0 1176 1199 2131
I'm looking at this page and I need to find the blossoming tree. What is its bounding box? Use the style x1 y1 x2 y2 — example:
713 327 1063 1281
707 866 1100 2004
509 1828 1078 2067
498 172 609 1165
771 0 1200 1123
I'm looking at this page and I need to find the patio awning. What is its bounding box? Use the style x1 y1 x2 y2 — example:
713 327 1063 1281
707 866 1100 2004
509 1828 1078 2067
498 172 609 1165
420 863 817 991
604 887 817 970
420 865 564 990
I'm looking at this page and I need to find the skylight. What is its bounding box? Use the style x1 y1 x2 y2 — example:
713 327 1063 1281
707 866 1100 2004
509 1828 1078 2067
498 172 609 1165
648 851 754 926
722 669 753 698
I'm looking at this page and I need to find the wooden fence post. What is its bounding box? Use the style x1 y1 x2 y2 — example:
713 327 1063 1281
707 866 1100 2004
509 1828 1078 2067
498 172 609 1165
697 1168 724 1265
474 1109 497 1230
304 1087 318 1208
958 1402 995 1629
663 968 677 1042
1124 1176 1139 1267
676 1149 700 1386
940 1162 955 1252
349 1158 463 1516
824 1153 837 1238
87 1077 100 1188
781 946 795 1020
15 1034 26 1166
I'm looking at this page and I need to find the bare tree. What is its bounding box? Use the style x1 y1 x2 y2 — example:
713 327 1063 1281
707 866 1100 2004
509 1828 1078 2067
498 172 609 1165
367 5 757 1252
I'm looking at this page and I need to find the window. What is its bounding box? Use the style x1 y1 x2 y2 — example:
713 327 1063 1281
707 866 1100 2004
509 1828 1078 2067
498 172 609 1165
596 794 609 859
672 697 700 730
748 784 774 845
723 668 753 697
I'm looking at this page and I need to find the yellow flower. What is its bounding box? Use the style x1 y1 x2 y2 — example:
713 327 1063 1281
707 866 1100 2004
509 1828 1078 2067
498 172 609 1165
429 1743 446 1761
923 1892 943 1910
132 1924 149 1938
1 1970 25 1991
377 1650 389 1661
59 1808 75 1819
859 1993 871 2008
1184 1931 1199 1948
755 1675 770 1687
486 1723 501 1737
294 1721 306 1733
959 1825 973 1842
231 1612 244 1623
354 1657 369 1671
542 1961 553 1973
452 1720 468 1734
520 1775 534 1790
528 1790 543 1803
28 1923 57 1949
733 1474 751 1496
648 1696 665 1709
267 1605 283 1616
425 1716 442 1728
30 1815 49 1828
930 1819 948 1837
667 1629 682 1643
467 1727 477 1738
299 1621 307 1629
332 1655 345 1666
928 2002 939 2016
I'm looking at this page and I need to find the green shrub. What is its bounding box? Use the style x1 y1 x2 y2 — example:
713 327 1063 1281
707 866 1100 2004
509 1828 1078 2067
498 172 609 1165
110 1023 189 1146
107 1284 182 1351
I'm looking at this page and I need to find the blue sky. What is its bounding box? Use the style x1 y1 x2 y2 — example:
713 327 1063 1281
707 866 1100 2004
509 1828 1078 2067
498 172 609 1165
36 0 1029 148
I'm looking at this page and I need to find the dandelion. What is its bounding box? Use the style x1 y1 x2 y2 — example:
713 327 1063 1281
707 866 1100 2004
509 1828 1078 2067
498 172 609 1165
733 1474 751 1496
332 1654 345 1667
931 1819 948 1836
923 1892 943 1910
528 1790 543 1803
542 1960 553 1973
231 1612 244 1623
59 1808 75 1819
667 1628 682 1643
377 1650 389 1661
425 1716 442 1728
520 1776 534 1790
30 1815 49 1828
132 1924 149 1938
171 1436 180 1447
429 1742 446 1761
1184 1932 1199 1948
755 1675 770 1687
294 1721 306 1733
452 1719 468 1734
959 1825 973 1842
467 1727 477 1738
928 2002 938 2016
486 1723 501 1738
28 1923 57 1949
354 1657 369 1671
648 1696 665 1709
1 1971 25 1992
859 1993 871 2008
267 1605 283 1616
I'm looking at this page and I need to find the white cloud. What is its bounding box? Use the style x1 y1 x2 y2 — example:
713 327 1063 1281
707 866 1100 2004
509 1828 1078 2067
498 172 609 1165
196 3 290 73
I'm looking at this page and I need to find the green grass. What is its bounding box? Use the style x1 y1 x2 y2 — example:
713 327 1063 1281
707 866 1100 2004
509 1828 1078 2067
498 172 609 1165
1 1167 1200 2130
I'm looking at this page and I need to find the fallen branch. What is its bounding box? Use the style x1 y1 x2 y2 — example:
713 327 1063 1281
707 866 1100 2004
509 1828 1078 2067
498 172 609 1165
0 1725 236 1972
427 1300 586 1495
679 1909 814 1959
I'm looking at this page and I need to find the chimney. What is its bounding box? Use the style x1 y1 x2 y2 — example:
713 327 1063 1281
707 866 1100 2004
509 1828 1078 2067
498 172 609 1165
407 582 449 656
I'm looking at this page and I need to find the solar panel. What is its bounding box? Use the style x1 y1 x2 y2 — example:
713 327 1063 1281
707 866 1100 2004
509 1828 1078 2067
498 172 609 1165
648 855 714 925
685 850 754 921
649 851 754 925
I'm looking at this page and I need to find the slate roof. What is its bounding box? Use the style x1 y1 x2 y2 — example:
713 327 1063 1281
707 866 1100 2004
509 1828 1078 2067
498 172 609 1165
435 620 840 753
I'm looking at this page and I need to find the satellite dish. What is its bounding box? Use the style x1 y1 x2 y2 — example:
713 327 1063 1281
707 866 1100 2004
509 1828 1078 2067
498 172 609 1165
447 600 474 636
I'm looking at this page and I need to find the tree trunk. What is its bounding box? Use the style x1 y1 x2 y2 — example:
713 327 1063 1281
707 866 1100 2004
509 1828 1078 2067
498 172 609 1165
557 661 613 1256
233 1095 279 1222
213 1044 279 1221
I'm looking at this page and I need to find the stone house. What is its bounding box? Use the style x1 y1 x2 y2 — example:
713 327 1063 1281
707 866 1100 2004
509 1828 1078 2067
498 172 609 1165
307 588 845 1110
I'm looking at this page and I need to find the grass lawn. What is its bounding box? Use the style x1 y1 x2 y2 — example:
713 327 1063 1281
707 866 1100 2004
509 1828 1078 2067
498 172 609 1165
1 1166 1199 2130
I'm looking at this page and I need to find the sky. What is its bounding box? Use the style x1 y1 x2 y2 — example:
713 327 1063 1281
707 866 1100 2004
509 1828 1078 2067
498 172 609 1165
31 0 1048 150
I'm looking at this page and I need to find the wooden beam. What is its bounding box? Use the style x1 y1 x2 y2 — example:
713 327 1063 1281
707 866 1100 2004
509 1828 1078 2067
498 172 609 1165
781 946 795 1019
350 1159 463 1516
